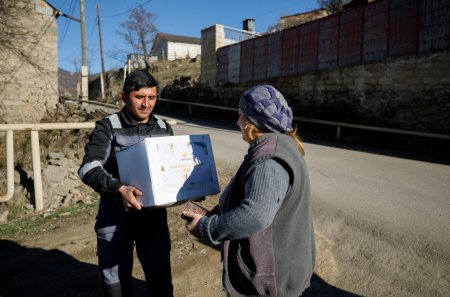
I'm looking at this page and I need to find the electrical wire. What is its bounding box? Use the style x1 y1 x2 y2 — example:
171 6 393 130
88 16 98 47
58 0 77 48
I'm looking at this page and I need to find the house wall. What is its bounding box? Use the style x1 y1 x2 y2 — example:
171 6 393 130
151 39 169 60
0 0 58 124
167 42 201 60
152 39 201 61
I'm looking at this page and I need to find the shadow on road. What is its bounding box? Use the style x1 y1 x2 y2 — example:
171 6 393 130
0 240 147 297
194 239 363 297
303 273 364 297
1 240 364 297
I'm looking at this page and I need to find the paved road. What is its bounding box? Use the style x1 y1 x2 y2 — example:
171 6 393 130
168 115 450 296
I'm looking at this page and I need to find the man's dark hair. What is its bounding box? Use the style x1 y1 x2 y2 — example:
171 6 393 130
123 70 158 95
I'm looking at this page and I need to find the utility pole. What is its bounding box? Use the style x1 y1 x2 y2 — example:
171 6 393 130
80 0 88 103
97 4 106 100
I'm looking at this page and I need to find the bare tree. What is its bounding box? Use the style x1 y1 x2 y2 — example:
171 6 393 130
68 56 81 74
317 0 348 13
117 7 158 71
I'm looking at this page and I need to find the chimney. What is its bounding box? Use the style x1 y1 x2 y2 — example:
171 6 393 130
242 18 255 32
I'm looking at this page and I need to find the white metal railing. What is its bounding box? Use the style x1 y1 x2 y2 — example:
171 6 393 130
0 122 95 211
156 98 450 141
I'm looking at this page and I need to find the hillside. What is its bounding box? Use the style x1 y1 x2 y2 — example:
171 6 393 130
59 58 201 100
58 68 80 97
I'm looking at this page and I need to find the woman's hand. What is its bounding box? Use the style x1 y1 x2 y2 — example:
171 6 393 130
183 211 204 239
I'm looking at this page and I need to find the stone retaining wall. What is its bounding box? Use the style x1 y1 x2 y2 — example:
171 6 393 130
213 51 450 134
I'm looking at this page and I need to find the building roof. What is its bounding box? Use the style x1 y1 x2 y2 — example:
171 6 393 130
155 33 201 45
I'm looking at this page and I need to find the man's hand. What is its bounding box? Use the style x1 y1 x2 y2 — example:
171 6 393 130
118 185 143 211
182 211 204 239
193 196 206 202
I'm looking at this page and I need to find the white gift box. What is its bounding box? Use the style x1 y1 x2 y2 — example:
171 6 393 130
116 134 220 208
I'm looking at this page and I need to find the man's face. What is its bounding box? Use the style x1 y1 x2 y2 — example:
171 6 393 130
121 87 157 123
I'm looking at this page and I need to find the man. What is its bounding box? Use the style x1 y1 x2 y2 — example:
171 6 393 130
79 70 174 297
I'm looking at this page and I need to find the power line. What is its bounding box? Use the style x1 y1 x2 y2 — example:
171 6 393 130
88 16 98 47
58 0 77 48
101 0 153 18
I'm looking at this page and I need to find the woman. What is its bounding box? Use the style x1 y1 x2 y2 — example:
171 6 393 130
183 85 315 297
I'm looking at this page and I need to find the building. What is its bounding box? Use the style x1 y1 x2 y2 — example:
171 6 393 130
200 21 261 87
150 33 201 61
0 0 58 123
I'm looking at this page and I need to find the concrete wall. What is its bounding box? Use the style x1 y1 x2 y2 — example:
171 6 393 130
0 0 58 124
200 25 224 87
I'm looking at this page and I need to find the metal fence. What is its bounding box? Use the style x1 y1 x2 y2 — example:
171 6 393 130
217 0 450 85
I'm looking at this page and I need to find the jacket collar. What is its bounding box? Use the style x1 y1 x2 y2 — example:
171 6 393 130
119 107 155 126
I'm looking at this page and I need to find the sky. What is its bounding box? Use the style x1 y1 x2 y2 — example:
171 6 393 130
46 0 320 74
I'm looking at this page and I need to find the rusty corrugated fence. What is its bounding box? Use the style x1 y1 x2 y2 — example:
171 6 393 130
216 0 450 86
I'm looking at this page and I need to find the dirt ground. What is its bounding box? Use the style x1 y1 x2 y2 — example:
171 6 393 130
1 161 448 297
0 198 225 297
0 160 347 297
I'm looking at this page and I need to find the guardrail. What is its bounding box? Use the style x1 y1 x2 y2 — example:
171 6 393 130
155 97 450 141
0 123 95 211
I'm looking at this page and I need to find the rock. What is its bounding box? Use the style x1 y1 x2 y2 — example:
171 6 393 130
48 152 65 160
0 211 9 223
62 194 73 207
68 174 78 180
69 188 81 195
65 151 76 160
47 195 63 210
55 180 79 196
42 165 69 183
13 187 29 206
75 195 92 205
14 171 21 185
